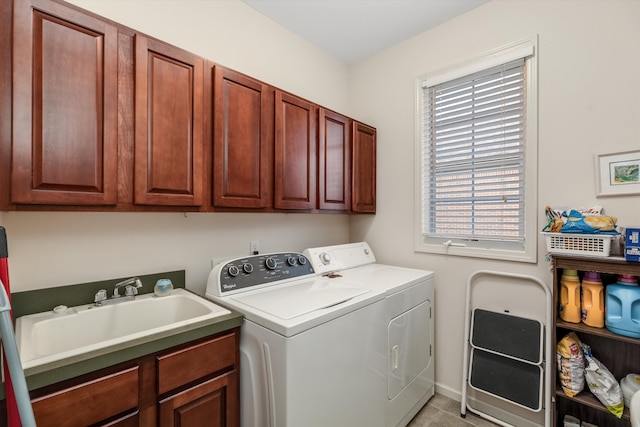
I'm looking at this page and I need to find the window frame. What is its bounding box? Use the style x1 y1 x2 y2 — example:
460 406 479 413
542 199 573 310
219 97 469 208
414 36 538 263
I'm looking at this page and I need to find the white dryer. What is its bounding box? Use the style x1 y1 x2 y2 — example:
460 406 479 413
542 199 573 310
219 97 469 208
304 242 435 427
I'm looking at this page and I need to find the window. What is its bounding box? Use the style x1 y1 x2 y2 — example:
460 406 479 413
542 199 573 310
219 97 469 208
415 37 538 262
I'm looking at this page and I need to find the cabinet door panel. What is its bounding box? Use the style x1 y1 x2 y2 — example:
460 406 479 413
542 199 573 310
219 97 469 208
213 67 271 208
319 108 351 211
159 370 239 427
11 0 118 205
32 366 139 427
274 91 316 210
157 332 237 395
134 36 204 206
352 122 376 213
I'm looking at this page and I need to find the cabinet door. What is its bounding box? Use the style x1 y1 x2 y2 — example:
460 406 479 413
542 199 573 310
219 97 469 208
134 35 204 206
159 370 239 427
11 0 118 205
157 332 237 395
213 67 272 208
318 108 351 211
31 366 139 427
274 91 317 210
352 121 377 213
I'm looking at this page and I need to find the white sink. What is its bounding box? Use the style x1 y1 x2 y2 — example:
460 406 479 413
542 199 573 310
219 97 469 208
16 288 231 370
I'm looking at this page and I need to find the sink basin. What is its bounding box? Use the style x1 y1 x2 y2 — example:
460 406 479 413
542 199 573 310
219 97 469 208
16 288 231 370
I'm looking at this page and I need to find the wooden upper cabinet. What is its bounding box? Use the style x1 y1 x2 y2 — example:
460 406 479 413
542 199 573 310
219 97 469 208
274 91 317 210
318 109 351 211
11 0 118 205
352 122 376 213
213 67 272 209
134 35 204 207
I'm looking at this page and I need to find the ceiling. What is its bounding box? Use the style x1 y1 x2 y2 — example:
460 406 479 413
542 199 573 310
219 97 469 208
242 0 490 64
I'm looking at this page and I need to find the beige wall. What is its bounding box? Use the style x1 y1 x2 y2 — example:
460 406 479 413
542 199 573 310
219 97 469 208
3 212 348 295
349 0 640 399
67 0 351 114
3 0 352 295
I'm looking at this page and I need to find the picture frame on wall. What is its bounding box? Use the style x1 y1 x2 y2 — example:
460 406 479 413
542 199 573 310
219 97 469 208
595 150 640 197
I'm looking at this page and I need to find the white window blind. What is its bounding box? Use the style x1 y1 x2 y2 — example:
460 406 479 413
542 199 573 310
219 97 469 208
421 59 526 242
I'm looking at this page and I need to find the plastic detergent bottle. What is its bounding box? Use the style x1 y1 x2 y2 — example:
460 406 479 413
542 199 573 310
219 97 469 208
605 274 640 338
559 269 581 323
581 271 604 328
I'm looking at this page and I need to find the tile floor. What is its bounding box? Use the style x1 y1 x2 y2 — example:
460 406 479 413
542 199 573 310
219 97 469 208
407 393 500 427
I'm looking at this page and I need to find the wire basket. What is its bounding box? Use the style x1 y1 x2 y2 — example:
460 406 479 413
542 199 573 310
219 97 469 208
542 232 616 257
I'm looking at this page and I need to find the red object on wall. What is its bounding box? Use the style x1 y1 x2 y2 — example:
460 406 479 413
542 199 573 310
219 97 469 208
0 227 21 427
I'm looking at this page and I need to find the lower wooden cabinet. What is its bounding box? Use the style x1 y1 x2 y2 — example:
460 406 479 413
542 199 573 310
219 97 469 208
26 329 239 427
159 371 238 427
31 367 139 427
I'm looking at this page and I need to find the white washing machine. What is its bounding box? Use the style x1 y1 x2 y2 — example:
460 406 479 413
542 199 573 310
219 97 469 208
303 242 435 427
205 251 388 427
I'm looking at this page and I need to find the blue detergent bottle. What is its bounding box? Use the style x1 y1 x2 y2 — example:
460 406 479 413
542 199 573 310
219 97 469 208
605 274 640 338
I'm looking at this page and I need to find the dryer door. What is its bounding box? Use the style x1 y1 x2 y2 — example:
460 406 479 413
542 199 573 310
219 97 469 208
388 300 431 399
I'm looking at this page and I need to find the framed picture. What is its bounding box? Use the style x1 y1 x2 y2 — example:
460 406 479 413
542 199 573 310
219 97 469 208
595 150 640 197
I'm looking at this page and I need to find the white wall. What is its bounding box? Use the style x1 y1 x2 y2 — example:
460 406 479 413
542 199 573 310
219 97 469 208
67 0 350 114
3 0 352 295
3 212 348 295
349 0 640 398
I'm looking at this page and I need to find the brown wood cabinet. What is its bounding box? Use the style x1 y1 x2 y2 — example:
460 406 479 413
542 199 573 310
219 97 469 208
158 371 238 427
134 35 205 207
2 0 376 213
32 366 139 427
318 108 351 211
352 122 376 213
553 255 640 427
212 66 272 209
274 90 318 210
10 0 119 206
27 329 240 427
157 331 238 426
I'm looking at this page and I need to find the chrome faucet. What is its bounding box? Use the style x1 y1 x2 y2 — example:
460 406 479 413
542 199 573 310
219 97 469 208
113 277 142 297
94 277 143 306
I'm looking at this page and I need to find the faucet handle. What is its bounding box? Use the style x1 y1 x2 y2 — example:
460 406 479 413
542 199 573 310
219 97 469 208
124 285 139 297
94 289 108 304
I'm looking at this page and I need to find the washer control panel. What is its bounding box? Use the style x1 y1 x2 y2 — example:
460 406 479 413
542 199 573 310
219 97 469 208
208 252 315 296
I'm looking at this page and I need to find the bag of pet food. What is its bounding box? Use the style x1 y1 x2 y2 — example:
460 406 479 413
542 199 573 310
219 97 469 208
556 332 585 397
582 343 624 418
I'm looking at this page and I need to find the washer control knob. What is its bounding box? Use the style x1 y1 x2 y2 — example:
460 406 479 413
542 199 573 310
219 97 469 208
297 256 307 265
243 263 254 274
320 252 331 265
287 257 297 266
227 265 240 277
265 257 278 270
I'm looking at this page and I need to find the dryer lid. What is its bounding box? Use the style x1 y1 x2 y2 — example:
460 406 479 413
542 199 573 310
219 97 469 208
232 278 370 319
